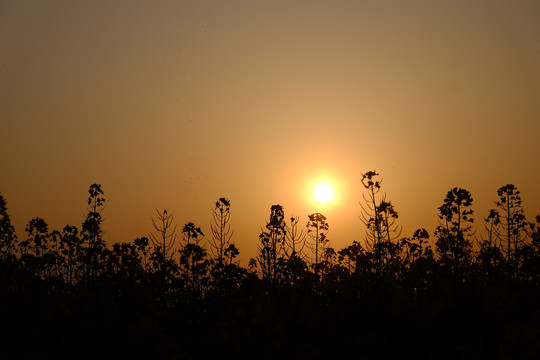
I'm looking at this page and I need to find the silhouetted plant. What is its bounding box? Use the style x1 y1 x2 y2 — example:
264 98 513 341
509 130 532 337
20 217 50 278
46 229 62 280
208 244 246 295
519 215 540 285
284 216 306 259
208 198 237 292
495 184 528 274
474 209 505 281
222 243 238 265
22 218 49 258
0 194 17 259
179 222 207 296
107 240 150 284
359 171 383 249
435 187 474 276
81 183 106 279
482 209 501 249
400 228 436 292
531 215 540 245
359 171 401 271
401 228 430 267
378 199 402 245
306 212 329 284
149 208 178 278
282 252 310 289
58 225 82 285
248 257 258 275
274 216 308 287
133 236 151 272
257 205 286 282
209 197 234 262
319 246 337 283
337 241 363 274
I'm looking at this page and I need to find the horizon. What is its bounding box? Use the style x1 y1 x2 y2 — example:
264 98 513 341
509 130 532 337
1 174 538 264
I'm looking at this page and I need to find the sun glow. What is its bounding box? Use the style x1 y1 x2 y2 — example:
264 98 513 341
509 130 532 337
314 182 334 203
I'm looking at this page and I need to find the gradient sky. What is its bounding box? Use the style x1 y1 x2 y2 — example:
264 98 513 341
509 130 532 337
2 0 539 263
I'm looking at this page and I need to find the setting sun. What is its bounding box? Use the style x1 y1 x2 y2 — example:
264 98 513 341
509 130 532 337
314 182 334 203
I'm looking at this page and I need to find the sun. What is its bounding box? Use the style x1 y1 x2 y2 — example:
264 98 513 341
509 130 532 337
314 182 334 203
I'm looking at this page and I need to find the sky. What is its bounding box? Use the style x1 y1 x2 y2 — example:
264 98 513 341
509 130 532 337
1 0 539 263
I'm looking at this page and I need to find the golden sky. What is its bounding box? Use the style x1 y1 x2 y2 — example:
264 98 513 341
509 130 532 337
1 0 539 262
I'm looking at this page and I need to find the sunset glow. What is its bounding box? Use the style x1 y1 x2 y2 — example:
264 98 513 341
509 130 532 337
1 0 539 263
2 2 540 358
314 182 334 204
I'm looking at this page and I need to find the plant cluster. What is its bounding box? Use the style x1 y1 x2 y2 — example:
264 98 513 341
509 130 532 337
1 173 540 359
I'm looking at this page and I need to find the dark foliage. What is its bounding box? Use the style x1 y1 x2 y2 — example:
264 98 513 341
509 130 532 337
1 180 540 359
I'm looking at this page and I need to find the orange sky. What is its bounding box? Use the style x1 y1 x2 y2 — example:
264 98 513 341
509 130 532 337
1 0 540 263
